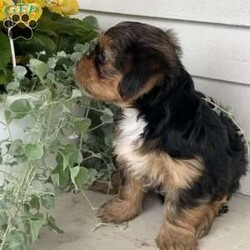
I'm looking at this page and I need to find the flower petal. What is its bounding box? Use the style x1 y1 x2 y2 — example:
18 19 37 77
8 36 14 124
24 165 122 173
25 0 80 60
46 0 79 16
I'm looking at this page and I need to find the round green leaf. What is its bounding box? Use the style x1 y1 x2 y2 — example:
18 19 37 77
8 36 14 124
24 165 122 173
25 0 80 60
70 166 89 188
82 16 99 29
29 59 49 79
6 81 20 92
100 114 113 124
13 66 27 81
9 139 24 157
100 108 114 124
8 99 32 120
74 118 91 134
10 99 31 113
24 143 44 160
70 52 83 63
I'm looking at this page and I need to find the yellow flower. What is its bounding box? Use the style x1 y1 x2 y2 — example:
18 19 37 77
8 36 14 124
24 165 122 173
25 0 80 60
0 1 8 21
26 3 43 21
22 0 46 8
19 1 44 20
46 0 79 16
0 7 5 21
0 1 15 21
3 0 13 5
0 1 43 21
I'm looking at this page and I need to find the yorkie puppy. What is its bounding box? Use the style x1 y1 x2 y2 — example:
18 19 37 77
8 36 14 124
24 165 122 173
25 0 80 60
76 22 247 250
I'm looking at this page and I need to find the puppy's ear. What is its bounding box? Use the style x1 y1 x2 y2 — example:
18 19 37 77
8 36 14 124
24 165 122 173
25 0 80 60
118 62 152 99
118 49 166 99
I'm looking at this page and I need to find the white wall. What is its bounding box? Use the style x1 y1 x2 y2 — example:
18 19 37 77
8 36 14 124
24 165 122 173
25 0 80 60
78 0 250 195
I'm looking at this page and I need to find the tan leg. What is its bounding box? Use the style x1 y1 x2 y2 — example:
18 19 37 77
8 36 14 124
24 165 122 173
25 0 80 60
195 196 228 238
156 202 197 250
96 171 145 223
156 197 227 250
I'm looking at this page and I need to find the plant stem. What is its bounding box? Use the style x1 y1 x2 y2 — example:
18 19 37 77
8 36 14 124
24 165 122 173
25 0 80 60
0 119 13 142
0 160 37 250
0 217 11 250
9 36 16 68
203 97 249 157
80 189 98 211
0 121 6 127
87 107 106 113
87 122 105 132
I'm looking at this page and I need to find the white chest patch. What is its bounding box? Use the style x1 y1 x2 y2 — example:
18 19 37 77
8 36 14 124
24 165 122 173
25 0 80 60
114 108 147 176
114 108 204 190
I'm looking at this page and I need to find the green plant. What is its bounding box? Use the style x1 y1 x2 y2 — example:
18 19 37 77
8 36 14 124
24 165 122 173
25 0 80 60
0 9 98 85
0 43 115 249
0 9 116 249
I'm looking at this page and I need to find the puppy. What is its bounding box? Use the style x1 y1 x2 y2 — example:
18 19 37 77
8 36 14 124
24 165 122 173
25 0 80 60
76 22 248 250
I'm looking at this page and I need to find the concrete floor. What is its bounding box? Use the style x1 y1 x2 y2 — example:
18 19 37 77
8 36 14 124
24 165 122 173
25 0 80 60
30 191 250 250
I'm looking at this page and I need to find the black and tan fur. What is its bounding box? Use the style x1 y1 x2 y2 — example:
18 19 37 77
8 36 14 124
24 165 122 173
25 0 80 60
76 22 247 250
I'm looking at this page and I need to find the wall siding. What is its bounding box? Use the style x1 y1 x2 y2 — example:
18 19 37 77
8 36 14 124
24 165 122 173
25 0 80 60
78 11 250 86
80 0 250 27
78 1 250 195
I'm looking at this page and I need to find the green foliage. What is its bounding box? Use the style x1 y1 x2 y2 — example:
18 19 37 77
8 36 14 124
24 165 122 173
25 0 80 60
29 59 50 80
8 99 32 120
13 66 27 81
0 31 11 85
0 16 115 250
0 11 98 85
24 143 44 160
15 11 98 58
0 46 115 249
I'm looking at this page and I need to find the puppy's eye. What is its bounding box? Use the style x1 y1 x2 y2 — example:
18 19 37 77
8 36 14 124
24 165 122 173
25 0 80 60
97 51 107 64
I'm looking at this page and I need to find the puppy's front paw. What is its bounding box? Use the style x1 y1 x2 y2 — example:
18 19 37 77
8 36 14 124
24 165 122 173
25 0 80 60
97 198 140 223
156 229 197 250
